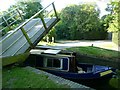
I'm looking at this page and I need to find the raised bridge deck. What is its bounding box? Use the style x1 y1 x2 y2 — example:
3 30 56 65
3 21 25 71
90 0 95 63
1 18 58 57
0 2 60 66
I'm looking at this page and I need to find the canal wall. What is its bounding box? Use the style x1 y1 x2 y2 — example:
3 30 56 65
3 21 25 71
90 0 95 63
76 54 120 69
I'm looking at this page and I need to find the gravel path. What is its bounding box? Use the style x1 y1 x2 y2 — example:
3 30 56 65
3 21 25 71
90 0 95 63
38 40 119 51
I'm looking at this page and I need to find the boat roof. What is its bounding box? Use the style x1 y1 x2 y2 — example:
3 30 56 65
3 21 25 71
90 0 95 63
30 49 45 55
30 49 74 58
40 53 74 58
30 49 61 54
43 49 61 54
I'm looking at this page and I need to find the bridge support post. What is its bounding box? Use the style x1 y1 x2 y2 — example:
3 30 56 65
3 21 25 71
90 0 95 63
20 27 34 48
39 14 47 30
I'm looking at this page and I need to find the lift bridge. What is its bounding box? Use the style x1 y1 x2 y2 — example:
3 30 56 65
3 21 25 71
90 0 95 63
0 2 120 69
0 2 60 66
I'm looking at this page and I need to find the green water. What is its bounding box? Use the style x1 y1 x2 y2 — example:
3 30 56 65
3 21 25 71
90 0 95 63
74 70 120 90
72 77 119 90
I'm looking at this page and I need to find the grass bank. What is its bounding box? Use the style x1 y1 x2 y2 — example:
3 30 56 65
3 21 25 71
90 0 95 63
67 46 120 60
2 66 68 88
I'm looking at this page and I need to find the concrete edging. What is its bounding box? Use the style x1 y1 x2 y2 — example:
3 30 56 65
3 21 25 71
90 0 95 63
24 66 93 89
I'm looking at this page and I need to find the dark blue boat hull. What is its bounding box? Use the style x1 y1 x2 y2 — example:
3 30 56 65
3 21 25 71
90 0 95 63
44 69 114 80
40 63 116 80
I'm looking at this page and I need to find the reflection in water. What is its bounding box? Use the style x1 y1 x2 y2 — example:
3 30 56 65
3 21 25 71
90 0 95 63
66 70 120 90
70 76 119 90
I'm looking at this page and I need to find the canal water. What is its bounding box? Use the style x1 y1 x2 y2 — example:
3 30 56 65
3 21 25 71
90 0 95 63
70 73 120 90
71 78 115 90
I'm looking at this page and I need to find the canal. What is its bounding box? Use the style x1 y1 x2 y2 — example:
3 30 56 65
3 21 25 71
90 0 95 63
69 70 120 90
71 77 118 90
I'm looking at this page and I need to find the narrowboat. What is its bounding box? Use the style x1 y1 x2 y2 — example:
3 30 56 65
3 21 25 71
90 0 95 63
26 49 116 80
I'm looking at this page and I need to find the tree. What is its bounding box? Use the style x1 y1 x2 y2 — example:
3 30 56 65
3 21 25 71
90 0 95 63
107 1 120 32
55 21 70 40
106 1 120 46
17 0 43 19
56 4 107 40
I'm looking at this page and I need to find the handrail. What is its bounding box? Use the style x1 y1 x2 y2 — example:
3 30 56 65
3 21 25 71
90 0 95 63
5 13 18 21
0 21 5 26
2 16 11 30
0 1 55 43
0 26 7 31
0 8 23 36
44 9 53 17
1 7 19 16
14 1 54 32
9 17 21 26
52 3 58 19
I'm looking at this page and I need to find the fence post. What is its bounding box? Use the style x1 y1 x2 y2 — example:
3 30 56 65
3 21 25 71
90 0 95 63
52 2 58 19
20 27 34 48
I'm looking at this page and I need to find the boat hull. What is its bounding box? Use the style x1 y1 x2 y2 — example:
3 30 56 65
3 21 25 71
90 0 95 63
42 69 115 80
39 63 116 80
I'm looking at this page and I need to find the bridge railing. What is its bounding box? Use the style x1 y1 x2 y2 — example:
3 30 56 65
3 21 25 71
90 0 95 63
0 7 24 36
0 1 59 48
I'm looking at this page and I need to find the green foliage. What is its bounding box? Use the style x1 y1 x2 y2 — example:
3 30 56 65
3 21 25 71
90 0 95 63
106 1 120 46
55 21 70 40
43 27 56 42
101 14 114 32
107 1 120 32
17 0 43 19
55 4 108 40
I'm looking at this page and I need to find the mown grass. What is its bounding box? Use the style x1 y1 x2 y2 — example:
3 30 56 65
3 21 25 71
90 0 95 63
2 66 68 88
67 46 120 60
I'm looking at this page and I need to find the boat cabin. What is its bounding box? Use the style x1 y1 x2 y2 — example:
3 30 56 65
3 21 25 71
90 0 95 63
25 49 77 72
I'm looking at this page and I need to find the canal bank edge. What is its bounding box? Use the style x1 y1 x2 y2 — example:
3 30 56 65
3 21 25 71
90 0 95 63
24 66 94 89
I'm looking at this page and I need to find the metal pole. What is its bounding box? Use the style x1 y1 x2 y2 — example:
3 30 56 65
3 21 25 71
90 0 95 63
39 14 47 30
2 16 11 31
16 8 24 21
20 27 34 48
52 2 58 19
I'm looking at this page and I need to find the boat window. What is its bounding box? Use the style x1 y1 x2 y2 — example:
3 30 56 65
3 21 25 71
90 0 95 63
46 58 61 68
